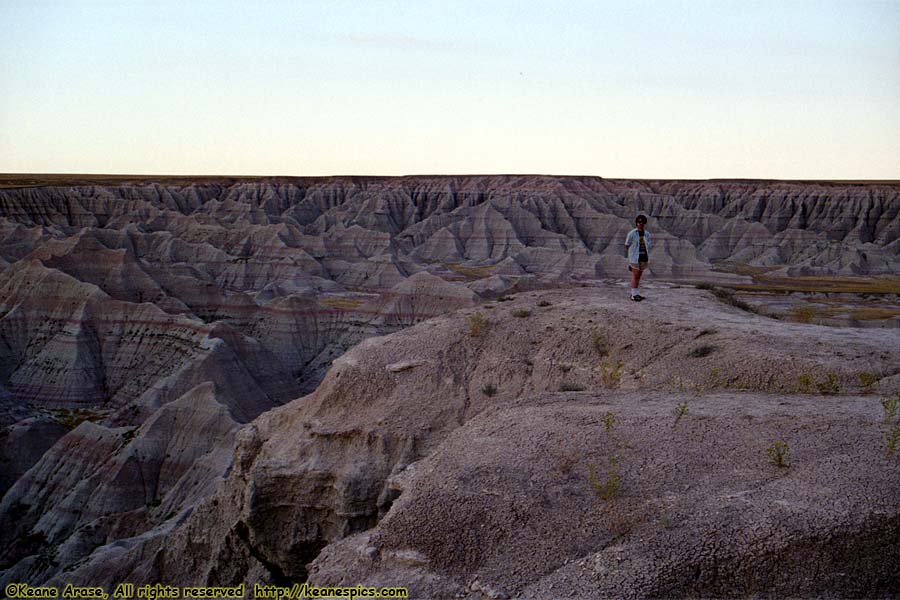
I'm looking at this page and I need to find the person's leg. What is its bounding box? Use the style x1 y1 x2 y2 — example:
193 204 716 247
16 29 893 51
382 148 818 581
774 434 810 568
630 265 640 297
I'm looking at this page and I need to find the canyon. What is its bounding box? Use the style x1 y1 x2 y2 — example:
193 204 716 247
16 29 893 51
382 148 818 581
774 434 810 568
0 175 898 597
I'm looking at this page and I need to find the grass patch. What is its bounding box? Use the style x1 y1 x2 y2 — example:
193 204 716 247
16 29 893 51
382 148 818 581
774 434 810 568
886 424 900 457
559 382 585 392
602 412 617 434
52 408 107 429
796 373 815 393
733 275 900 295
444 262 494 279
789 304 817 323
815 372 840 395
674 402 689 425
497 295 514 302
468 313 490 337
537 300 552 307
882 394 899 422
767 440 791 469
815 306 900 321
511 309 531 318
592 329 610 357
320 297 365 310
706 367 722 389
587 457 621 501
599 358 624 389
858 372 878 390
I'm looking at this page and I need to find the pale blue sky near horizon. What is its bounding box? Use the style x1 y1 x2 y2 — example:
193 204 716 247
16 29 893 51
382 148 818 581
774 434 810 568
1 0 899 179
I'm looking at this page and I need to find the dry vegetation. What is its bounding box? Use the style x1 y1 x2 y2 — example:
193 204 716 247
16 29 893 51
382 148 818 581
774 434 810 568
731 275 900 295
319 297 366 310
444 262 495 279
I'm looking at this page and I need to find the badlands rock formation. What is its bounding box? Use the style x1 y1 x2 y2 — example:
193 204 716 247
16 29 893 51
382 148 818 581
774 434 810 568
10 286 899 598
0 175 899 597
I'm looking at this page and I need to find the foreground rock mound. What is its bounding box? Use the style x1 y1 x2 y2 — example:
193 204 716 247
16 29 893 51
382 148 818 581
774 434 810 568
17 287 897 597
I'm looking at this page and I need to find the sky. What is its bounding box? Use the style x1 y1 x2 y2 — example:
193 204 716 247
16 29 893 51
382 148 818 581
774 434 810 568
1 0 899 179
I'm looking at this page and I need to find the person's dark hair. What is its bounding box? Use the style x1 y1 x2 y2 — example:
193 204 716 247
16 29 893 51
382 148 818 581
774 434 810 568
635 214 648 224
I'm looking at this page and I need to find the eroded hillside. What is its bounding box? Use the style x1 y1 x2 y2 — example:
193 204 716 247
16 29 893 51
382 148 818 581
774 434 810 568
1 176 899 597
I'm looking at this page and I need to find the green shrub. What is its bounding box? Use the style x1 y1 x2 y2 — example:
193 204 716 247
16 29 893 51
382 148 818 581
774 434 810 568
882 394 899 422
858 372 878 390
706 368 721 388
587 457 621 501
674 402 689 425
886 424 900 457
796 373 814 393
816 372 840 395
601 412 617 434
537 300 552 307
767 441 791 469
592 329 610 357
512 309 531 318
599 358 624 389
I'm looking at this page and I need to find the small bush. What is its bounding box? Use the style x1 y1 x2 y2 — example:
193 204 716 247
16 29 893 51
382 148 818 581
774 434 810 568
559 364 573 373
497 295 514 302
560 382 585 392
858 372 878 390
468 313 489 337
796 373 815 393
790 304 816 323
886 424 900 457
674 402 689 425
767 440 791 469
602 412 617 434
587 457 621 501
706 368 721 388
882 395 899 422
482 383 498 397
816 372 840 395
537 300 552 307
512 309 531 318
689 345 716 358
592 329 610 357
599 358 624 389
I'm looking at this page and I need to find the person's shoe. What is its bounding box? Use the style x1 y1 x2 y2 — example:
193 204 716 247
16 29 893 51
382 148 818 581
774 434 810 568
633 294 645 301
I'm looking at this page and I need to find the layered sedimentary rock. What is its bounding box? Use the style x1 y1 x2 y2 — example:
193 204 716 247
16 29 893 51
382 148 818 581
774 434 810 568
10 287 897 597
1 176 899 596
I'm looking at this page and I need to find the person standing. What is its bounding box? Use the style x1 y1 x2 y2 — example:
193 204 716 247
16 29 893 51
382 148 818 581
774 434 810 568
624 214 651 301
